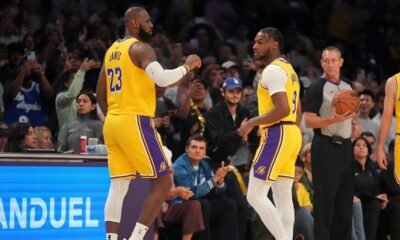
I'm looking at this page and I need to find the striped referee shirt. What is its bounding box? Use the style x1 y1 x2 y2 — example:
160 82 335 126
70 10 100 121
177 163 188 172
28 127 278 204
303 77 352 138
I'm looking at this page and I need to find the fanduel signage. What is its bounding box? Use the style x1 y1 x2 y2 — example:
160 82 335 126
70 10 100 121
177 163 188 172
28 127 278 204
0 165 109 240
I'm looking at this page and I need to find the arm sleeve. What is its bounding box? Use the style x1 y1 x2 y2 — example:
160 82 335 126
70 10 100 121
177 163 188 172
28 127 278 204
145 61 188 87
260 64 287 95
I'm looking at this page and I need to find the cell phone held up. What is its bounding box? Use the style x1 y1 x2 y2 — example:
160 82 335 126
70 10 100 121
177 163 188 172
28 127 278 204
27 51 36 61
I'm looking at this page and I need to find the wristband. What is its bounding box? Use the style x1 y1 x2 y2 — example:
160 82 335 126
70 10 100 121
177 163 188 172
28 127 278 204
183 64 190 73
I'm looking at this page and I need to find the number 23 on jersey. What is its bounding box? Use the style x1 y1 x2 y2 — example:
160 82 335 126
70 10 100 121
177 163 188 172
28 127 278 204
107 67 122 93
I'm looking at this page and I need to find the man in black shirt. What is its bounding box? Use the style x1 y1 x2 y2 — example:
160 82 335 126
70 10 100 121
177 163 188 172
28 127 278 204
303 46 360 240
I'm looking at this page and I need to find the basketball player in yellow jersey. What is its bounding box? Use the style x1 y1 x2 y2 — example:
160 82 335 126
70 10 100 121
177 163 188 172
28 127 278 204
96 6 201 240
376 72 400 185
238 27 302 240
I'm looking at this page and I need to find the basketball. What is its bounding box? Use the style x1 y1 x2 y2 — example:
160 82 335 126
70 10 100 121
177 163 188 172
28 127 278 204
332 89 360 114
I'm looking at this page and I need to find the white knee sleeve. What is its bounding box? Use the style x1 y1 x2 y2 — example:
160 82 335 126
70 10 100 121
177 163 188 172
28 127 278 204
104 179 130 222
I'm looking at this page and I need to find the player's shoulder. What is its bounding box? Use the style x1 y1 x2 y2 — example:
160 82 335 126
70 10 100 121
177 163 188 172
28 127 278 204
264 64 286 77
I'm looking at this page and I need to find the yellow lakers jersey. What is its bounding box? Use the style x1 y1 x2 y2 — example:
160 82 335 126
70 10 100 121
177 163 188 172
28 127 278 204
395 73 400 132
257 58 300 128
104 38 156 116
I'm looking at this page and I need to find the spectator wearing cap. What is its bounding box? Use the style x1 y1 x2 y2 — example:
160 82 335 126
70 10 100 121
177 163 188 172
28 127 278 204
221 60 240 80
205 77 253 240
0 123 9 152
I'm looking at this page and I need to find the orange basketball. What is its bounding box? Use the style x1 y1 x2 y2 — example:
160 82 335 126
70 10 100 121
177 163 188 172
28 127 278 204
332 89 360 114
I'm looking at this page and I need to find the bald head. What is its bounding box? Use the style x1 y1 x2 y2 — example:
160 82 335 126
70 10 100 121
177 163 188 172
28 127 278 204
124 6 153 42
124 6 145 24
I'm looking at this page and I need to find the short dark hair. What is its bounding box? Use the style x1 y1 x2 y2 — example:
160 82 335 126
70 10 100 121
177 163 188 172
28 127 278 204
8 122 32 152
359 89 375 101
186 134 207 147
76 90 98 119
259 27 284 53
353 136 372 156
360 131 376 141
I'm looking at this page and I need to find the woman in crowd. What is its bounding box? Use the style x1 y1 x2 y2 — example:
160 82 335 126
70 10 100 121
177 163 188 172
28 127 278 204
57 90 103 153
35 126 53 149
353 136 388 240
7 122 37 152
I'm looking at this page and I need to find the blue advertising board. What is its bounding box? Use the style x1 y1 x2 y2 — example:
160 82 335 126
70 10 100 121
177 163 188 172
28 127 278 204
0 165 110 240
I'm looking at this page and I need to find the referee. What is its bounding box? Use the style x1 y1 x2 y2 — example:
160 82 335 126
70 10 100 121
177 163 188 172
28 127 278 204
303 46 360 240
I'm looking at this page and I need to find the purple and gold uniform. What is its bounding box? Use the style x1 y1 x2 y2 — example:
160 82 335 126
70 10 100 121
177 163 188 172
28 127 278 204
252 58 302 181
103 38 168 179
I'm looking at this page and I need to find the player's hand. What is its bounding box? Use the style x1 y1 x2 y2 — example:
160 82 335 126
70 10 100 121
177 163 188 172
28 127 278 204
375 147 388 170
185 54 201 70
237 118 251 142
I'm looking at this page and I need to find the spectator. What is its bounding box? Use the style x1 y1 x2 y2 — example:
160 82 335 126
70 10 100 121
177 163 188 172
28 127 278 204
299 143 313 203
293 158 314 240
7 122 37 152
3 58 53 126
353 136 388 240
204 77 251 240
218 43 238 63
55 58 98 129
221 60 240 79
173 134 238 240
35 126 53 149
57 91 103 153
372 91 395 152
360 131 376 160
154 146 205 240
201 64 224 105
357 90 379 139
241 85 254 106
176 79 209 156
205 77 252 169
